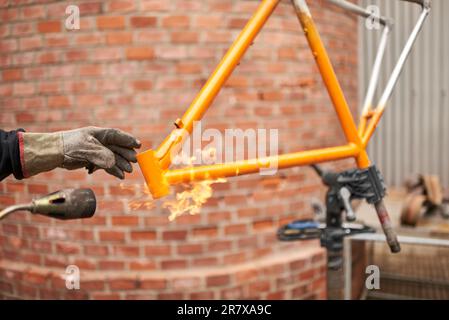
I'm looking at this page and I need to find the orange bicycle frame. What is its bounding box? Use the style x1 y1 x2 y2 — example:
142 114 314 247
136 0 431 251
137 0 429 197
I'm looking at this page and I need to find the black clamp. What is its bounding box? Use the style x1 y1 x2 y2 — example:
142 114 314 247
277 165 384 258
335 165 386 204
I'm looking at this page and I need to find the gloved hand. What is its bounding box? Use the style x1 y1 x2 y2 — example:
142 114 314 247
21 127 141 179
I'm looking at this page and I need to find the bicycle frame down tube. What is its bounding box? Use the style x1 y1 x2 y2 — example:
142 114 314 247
165 144 359 185
291 0 370 168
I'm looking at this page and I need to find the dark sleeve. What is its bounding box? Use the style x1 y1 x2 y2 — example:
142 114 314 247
0 129 25 181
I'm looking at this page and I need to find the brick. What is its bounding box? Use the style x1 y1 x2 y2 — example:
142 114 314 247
99 231 125 242
141 0 170 11
96 16 125 30
77 94 103 107
206 274 230 287
111 216 139 226
108 0 136 12
23 270 48 285
248 280 271 295
99 260 125 270
78 2 102 14
174 213 201 225
0 281 13 294
253 219 274 231
28 184 48 194
195 16 222 28
171 31 198 43
193 257 218 267
132 80 152 91
12 22 33 36
85 245 109 256
131 17 157 28
19 36 42 51
224 224 246 235
17 284 38 298
48 95 70 108
13 82 34 96
130 230 156 240
2 69 22 81
190 291 215 299
290 258 308 271
208 240 232 252
161 259 187 270
172 277 201 290
0 39 17 52
78 64 103 76
0 195 19 206
65 50 88 62
38 21 61 33
38 52 59 64
192 227 217 238
82 280 105 291
228 18 247 29
129 261 157 270
220 286 244 299
22 6 45 19
158 292 184 300
92 293 121 300
109 278 138 290
126 47 154 60
178 244 203 255
162 230 187 241
162 16 189 28
75 34 103 45
113 245 140 256
56 242 80 255
144 245 171 256
106 31 132 45
267 291 285 300
39 81 59 93
140 278 166 289
45 34 69 47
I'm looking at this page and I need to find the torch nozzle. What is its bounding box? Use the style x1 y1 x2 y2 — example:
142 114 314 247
0 188 96 221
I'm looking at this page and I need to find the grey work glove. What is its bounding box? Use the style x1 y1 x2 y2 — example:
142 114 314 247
21 127 141 179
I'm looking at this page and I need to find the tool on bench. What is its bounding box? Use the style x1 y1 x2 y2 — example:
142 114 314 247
401 174 449 226
278 164 387 267
0 188 96 221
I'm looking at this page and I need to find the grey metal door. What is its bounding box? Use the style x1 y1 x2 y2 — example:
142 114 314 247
359 0 449 187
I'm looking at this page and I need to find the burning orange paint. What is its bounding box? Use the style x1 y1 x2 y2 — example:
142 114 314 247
122 148 226 221
163 178 226 221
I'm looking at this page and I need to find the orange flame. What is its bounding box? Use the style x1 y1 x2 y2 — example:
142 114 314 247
163 178 226 221
121 148 225 221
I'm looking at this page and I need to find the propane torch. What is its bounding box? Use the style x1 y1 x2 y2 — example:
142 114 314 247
0 188 96 221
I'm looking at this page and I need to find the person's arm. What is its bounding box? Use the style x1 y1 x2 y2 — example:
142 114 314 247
0 129 25 181
1 127 141 181
21 127 141 179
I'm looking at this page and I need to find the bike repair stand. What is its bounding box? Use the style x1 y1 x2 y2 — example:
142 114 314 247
278 164 388 299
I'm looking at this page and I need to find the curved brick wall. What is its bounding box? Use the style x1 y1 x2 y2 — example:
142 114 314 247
0 0 358 299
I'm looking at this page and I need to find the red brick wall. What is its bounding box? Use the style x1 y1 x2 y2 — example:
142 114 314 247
0 0 358 299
